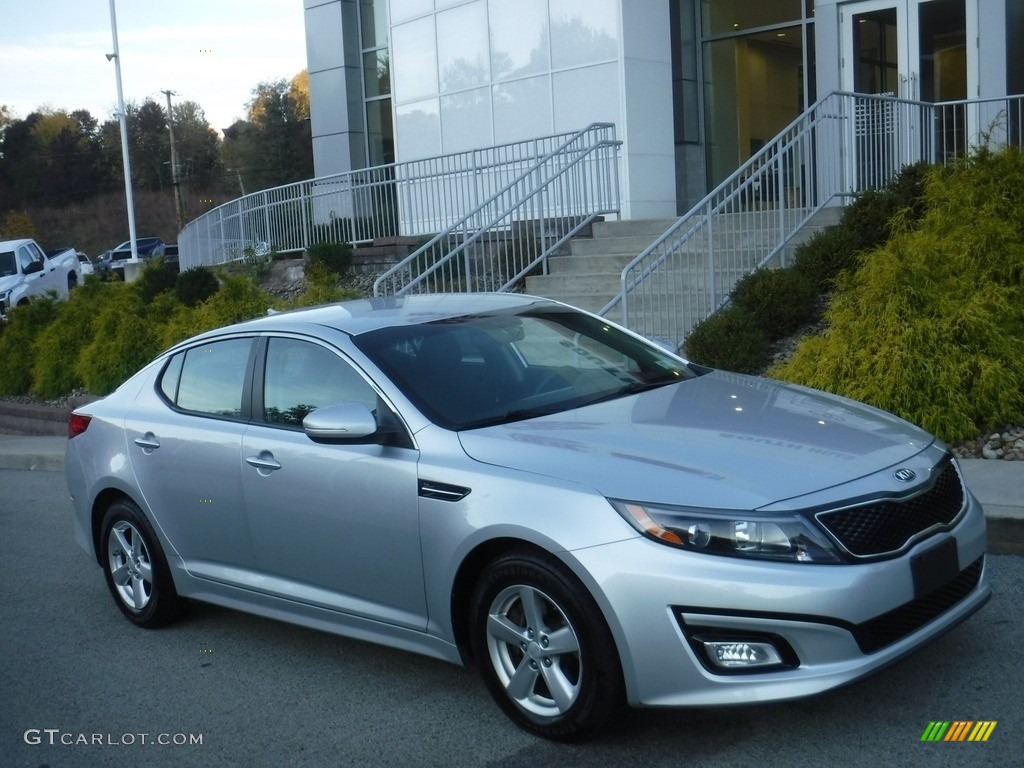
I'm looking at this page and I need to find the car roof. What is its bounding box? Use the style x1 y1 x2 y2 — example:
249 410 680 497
185 293 565 342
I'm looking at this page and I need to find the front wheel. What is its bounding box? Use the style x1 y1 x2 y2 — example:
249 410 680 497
99 499 186 628
470 549 624 740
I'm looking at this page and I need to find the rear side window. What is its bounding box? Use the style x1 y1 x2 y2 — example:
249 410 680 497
159 338 253 418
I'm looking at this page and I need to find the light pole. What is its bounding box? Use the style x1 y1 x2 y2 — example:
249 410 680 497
107 0 140 273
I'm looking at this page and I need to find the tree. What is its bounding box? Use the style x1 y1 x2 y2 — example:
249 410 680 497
221 71 313 192
171 100 221 192
0 108 106 208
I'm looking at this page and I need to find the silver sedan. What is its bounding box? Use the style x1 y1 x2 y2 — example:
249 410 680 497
66 293 990 739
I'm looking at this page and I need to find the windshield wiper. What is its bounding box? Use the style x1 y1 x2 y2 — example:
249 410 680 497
577 378 679 408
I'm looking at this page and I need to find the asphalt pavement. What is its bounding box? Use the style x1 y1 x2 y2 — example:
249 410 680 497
1 433 1021 553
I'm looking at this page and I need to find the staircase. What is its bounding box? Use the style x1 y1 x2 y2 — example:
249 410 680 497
527 207 843 321
525 219 676 314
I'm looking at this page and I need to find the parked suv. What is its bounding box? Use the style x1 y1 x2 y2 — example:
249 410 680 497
96 237 165 279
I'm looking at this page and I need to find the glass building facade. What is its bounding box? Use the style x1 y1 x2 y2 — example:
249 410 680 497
303 0 1018 217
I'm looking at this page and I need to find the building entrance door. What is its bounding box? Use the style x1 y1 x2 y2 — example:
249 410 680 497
840 0 972 183
841 0 971 101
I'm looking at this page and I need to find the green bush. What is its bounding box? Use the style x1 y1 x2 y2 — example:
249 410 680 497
731 267 817 341
0 298 59 395
30 281 112 397
790 227 859 293
184 275 279 332
837 162 931 254
176 266 220 307
75 289 160 395
306 241 353 278
683 305 768 374
771 147 1024 441
136 259 179 303
290 259 360 308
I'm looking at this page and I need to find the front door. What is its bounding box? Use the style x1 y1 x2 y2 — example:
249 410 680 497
841 0 972 183
841 0 971 101
240 335 427 630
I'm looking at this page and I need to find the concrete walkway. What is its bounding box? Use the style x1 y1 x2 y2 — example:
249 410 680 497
1 434 1020 553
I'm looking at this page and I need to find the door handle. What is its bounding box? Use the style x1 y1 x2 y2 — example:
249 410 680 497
133 433 160 453
246 452 282 475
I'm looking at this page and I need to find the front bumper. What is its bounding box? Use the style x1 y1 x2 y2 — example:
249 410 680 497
571 489 989 707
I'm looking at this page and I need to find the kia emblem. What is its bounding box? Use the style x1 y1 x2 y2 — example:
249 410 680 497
893 468 916 482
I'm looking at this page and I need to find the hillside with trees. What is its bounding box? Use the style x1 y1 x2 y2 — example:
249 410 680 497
0 70 312 256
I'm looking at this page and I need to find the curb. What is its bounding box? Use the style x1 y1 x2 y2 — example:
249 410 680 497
0 396 99 437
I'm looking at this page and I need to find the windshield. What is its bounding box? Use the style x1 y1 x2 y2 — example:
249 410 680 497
355 307 695 430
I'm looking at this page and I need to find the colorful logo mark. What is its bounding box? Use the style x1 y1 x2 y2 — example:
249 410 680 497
920 721 997 742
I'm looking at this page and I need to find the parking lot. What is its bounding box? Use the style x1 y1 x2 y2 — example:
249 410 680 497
2 467 1021 768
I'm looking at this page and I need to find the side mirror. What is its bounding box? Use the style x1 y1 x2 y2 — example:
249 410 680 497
23 260 44 275
302 402 381 442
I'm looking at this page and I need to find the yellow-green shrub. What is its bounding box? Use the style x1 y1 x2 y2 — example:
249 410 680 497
75 288 162 395
0 298 59 395
771 148 1024 441
30 280 114 398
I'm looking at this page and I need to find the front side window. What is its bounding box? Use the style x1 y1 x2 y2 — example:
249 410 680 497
17 246 37 272
159 338 253 418
262 337 378 427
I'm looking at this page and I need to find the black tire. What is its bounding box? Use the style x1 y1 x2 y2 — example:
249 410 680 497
67 272 78 290
470 549 624 740
99 498 187 628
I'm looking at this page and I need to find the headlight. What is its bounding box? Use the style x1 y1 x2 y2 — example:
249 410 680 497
611 500 841 563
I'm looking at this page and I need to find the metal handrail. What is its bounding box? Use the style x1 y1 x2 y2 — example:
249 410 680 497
177 126 620 272
602 91 1024 347
373 123 621 296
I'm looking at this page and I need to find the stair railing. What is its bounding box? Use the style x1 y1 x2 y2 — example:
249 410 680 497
601 91 1024 347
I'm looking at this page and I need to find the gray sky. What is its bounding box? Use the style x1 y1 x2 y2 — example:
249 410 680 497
1 0 307 131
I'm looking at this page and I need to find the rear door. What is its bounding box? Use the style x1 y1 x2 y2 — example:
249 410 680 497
124 336 259 581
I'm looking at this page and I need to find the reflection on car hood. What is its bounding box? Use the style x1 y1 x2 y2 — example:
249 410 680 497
458 371 934 510
0 275 20 292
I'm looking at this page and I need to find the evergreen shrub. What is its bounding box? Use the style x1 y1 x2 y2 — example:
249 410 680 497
176 266 220 307
306 241 353 278
0 298 59 395
683 305 768 374
731 267 817 341
771 148 1024 441
136 259 179 303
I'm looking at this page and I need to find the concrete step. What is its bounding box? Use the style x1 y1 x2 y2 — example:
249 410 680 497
527 272 622 296
592 218 680 239
547 252 636 274
570 235 663 257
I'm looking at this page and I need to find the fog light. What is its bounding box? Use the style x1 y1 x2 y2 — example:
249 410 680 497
702 640 783 669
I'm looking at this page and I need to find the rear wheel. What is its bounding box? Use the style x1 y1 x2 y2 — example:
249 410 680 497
99 498 186 628
470 549 623 740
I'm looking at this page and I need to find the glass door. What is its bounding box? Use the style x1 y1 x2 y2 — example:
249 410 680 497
841 0 970 183
842 0 970 100
842 1 913 97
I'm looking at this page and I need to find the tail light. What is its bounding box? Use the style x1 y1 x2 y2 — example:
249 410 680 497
68 413 92 439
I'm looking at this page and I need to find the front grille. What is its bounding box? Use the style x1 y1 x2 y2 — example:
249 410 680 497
852 556 983 653
816 461 964 557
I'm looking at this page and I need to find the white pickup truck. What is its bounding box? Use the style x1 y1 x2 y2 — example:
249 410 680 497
0 238 82 317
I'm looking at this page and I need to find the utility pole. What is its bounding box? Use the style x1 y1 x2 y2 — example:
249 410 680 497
161 89 186 232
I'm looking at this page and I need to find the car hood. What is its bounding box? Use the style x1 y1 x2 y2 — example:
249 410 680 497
0 274 22 291
458 371 934 510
